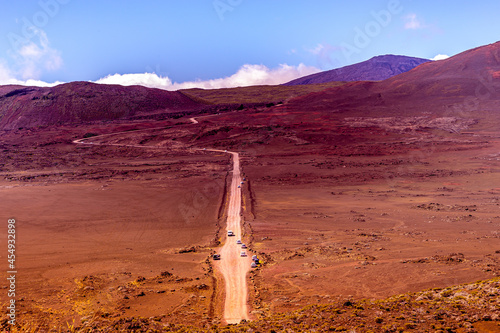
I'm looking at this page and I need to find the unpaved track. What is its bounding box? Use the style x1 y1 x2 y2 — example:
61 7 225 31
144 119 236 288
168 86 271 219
74 122 252 324
209 150 251 324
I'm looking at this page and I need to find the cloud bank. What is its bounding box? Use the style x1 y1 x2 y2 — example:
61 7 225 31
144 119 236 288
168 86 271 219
431 54 450 61
95 63 320 90
0 62 320 90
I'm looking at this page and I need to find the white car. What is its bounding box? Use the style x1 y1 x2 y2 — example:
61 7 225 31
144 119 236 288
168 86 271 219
251 262 257 268
240 251 247 257
241 244 247 249
227 230 234 236
236 239 242 244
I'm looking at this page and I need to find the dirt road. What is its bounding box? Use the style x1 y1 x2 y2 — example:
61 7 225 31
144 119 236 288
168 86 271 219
74 127 252 324
209 149 251 324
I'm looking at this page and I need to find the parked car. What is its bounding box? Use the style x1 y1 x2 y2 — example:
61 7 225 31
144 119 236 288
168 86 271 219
251 262 257 268
238 185 241 188
213 254 221 260
227 230 234 236
236 239 242 244
240 251 247 257
252 255 258 260
241 244 247 249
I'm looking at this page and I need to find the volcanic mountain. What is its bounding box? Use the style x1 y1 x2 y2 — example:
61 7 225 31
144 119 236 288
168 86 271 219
0 81 202 130
283 41 500 130
284 55 430 85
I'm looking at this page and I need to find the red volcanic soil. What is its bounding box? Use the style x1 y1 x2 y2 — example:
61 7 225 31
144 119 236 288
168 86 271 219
0 81 203 130
0 121 233 329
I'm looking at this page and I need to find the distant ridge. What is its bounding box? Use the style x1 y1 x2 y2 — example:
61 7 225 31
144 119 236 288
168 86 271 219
284 55 430 85
0 81 202 130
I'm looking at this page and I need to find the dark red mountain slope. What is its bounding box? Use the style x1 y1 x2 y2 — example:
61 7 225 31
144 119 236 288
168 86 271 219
0 81 202 130
283 42 500 125
284 55 430 85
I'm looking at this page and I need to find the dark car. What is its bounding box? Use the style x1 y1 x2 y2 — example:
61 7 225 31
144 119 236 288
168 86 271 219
213 254 221 260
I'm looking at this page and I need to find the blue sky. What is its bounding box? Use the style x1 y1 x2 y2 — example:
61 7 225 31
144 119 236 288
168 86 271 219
0 0 499 89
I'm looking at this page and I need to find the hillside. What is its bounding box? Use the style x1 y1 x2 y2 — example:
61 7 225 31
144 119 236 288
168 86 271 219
0 81 202 130
283 42 500 130
180 81 345 105
284 54 430 85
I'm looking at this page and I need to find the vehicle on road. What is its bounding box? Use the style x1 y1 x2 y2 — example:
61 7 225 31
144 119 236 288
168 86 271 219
227 230 235 236
240 251 247 257
241 244 247 249
236 239 242 244
240 181 244 184
213 254 221 260
251 262 257 268
237 185 241 188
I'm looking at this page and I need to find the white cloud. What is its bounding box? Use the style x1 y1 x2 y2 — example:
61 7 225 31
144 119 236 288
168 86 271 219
95 73 174 88
307 44 326 55
306 43 340 69
95 63 321 90
431 54 450 61
8 78 64 87
8 28 63 80
404 13 423 30
0 61 14 83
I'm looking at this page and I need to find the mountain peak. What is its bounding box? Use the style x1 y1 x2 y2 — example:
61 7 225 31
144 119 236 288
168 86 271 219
284 55 430 86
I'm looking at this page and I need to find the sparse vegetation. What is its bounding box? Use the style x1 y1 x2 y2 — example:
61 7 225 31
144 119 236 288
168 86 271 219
3 278 497 332
180 81 345 105
82 132 98 138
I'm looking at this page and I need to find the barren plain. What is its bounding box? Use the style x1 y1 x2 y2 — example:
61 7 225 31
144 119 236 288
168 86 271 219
0 107 499 332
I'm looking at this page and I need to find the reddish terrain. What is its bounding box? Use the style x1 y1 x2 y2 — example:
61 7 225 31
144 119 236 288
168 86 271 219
284 54 430 85
0 41 499 332
0 82 203 130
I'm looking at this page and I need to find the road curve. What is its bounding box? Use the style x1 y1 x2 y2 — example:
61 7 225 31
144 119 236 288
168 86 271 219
207 149 251 324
